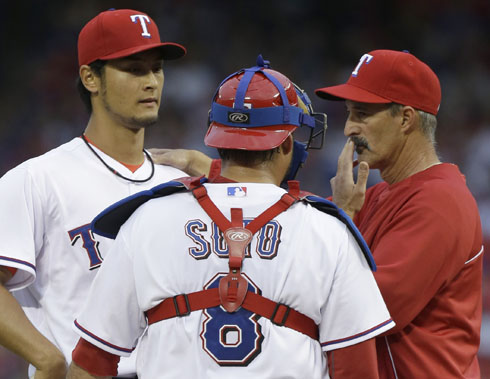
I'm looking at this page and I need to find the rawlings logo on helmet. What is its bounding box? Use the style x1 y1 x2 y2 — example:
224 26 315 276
228 112 250 124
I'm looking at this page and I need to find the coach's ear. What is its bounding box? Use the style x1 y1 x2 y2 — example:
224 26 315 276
399 105 418 135
79 65 99 94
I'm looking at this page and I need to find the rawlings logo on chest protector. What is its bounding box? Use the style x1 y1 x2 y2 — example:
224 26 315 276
225 229 252 242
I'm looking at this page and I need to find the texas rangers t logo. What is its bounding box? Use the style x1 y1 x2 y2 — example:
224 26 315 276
68 224 103 270
130 14 151 38
352 53 373 77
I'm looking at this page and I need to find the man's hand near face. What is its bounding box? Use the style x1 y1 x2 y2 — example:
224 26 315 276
331 139 370 218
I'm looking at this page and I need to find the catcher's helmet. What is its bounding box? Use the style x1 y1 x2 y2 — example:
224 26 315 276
204 55 326 150
205 55 327 181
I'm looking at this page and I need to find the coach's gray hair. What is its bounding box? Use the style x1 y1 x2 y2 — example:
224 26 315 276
389 103 437 145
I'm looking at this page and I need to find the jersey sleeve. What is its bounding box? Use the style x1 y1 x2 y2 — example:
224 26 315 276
73 228 146 357
0 165 44 290
368 187 480 333
72 338 120 377
319 228 394 351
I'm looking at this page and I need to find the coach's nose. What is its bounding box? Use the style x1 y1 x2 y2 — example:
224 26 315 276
344 116 362 137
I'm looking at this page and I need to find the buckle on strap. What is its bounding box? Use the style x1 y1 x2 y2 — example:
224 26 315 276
173 294 191 317
192 186 209 202
280 193 297 208
271 303 291 326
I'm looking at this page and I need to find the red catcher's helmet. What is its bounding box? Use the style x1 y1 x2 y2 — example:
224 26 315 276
205 56 313 151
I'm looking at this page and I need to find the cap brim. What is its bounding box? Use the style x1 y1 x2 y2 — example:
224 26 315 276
99 42 186 62
204 123 296 151
315 84 391 104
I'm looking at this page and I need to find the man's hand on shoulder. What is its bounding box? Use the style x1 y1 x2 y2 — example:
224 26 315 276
148 148 212 177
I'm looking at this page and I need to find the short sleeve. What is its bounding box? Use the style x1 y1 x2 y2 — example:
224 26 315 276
368 186 480 332
319 229 394 351
0 166 43 290
73 229 146 357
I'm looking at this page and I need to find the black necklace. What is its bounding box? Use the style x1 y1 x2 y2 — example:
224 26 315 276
81 134 155 183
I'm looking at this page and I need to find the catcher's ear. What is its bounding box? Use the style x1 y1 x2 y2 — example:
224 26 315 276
280 135 294 155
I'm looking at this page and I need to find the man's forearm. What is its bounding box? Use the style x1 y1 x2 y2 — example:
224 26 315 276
0 276 66 378
67 362 110 379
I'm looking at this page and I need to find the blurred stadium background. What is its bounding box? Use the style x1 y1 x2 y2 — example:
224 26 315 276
0 1 488 377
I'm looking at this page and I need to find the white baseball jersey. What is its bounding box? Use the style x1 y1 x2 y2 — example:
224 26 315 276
75 182 394 379
0 136 186 377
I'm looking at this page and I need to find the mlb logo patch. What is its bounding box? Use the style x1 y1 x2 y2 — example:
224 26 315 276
227 186 247 197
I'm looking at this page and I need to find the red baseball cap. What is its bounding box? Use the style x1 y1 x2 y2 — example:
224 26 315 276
78 9 186 66
315 50 441 115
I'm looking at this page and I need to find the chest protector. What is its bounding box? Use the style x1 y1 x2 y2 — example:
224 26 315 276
91 175 375 341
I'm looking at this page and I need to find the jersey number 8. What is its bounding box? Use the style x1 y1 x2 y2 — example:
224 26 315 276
200 273 264 366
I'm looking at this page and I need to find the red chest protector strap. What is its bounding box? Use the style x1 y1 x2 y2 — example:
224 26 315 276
145 181 319 340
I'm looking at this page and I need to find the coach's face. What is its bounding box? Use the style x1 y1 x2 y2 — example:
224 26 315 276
344 100 405 171
99 49 165 129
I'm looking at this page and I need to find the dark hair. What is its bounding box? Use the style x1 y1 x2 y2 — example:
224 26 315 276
217 148 279 166
76 60 107 113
